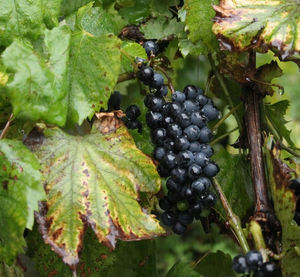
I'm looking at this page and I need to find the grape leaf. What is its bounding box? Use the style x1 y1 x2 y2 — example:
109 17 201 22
166 262 202 277
119 0 151 24
2 26 71 126
178 39 208 57
264 100 294 146
181 0 219 52
265 139 300 277
75 2 127 36
150 0 180 18
121 42 147 73
140 16 184 40
213 0 300 61
0 0 44 46
194 251 236 277
27 117 164 269
213 147 253 219
26 226 157 276
60 0 91 17
67 31 121 125
0 139 44 264
0 262 24 277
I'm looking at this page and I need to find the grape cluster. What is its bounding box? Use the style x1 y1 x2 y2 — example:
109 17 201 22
232 251 278 277
137 41 220 234
289 178 300 225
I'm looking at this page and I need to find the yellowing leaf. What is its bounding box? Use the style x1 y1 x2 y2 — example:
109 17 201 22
29 117 164 269
213 0 300 61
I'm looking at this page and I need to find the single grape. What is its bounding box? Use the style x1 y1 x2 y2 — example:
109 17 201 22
155 85 168 97
176 112 192 128
203 162 219 177
144 40 159 56
153 147 166 161
172 221 187 234
144 94 154 109
261 262 277 277
181 186 194 199
171 167 187 184
168 123 183 138
191 177 211 195
199 126 213 143
203 192 217 207
201 104 220 121
194 152 209 167
232 255 249 274
189 142 202 153
162 116 174 128
166 178 181 192
183 100 198 114
177 150 194 167
184 125 201 141
138 66 154 85
161 211 176 226
146 111 163 128
188 164 202 180
161 103 171 116
157 164 170 178
151 128 167 145
163 138 175 152
151 73 164 89
108 91 121 110
162 152 177 169
189 202 203 215
195 94 208 107
174 136 190 151
183 85 198 100
191 112 207 128
148 97 165 112
172 91 186 103
125 120 142 132
169 103 182 118
125 105 141 120
200 144 214 157
245 251 263 271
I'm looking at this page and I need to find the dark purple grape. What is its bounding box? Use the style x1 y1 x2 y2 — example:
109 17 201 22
174 136 190 151
125 105 141 120
146 111 163 128
184 125 201 141
171 167 187 184
157 164 170 178
168 123 182 138
148 97 165 112
108 91 121 110
194 152 209 167
169 103 182 118
138 66 154 84
162 152 177 169
203 192 217 207
232 255 249 274
189 142 201 152
177 150 194 167
191 112 207 128
163 138 175 152
189 202 203 215
199 126 213 143
172 222 187 234
195 94 208 107
155 85 168 97
183 85 198 100
151 128 167 145
201 104 220 121
191 177 211 195
178 211 193 225
151 73 164 89
144 94 154 108
144 41 159 56
153 147 166 161
176 113 192 128
182 100 198 114
245 251 263 271
159 197 172 210
203 162 219 177
188 164 202 180
161 211 176 226
162 116 174 128
200 144 214 157
172 91 186 103
166 178 181 191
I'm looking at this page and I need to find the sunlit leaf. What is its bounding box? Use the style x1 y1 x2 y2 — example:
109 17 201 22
166 262 202 277
265 138 300 276
28 116 164 268
213 0 300 61
0 140 44 264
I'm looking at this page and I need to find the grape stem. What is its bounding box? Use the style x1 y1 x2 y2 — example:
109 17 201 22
212 178 250 253
208 54 243 132
249 220 268 261
117 72 136 83
155 65 175 94
212 102 242 131
0 113 13 139
210 127 238 145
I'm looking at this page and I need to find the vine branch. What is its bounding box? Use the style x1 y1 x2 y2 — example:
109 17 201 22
208 54 243 132
212 179 250 253
0 113 13 139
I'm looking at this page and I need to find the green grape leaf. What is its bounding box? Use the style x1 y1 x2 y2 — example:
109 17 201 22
265 139 300 276
0 0 44 46
2 26 71 126
213 148 253 219
26 226 157 276
178 39 208 57
255 61 283 96
0 262 24 277
121 42 147 73
265 100 294 146
76 2 127 36
119 0 151 24
28 118 164 269
0 139 44 264
194 251 236 277
181 0 219 52
166 262 202 277
60 0 91 17
67 31 121 125
150 0 180 18
140 16 184 41
213 0 300 61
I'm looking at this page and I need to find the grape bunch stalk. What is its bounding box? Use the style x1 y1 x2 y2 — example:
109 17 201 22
135 41 221 234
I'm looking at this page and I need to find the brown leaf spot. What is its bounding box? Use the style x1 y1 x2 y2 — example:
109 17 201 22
139 256 149 267
100 253 108 260
83 169 89 177
94 112 125 134
2 180 8 190
51 227 63 241
105 86 110 91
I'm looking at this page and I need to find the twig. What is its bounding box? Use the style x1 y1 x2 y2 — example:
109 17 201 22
210 127 238 145
208 54 243 132
0 113 13 139
212 179 250 253
156 65 175 94
117 72 135 83
213 103 242 131
244 86 270 214
249 220 268 261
